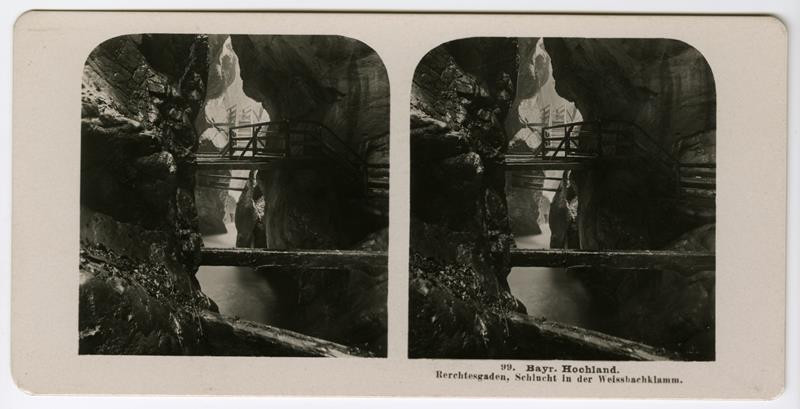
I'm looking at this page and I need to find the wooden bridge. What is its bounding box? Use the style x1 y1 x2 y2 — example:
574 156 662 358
200 247 712 275
510 248 714 272
199 245 712 360
195 119 389 200
505 118 716 217
201 247 388 274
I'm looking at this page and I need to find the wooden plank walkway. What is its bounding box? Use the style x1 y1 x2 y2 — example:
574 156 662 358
196 157 286 170
509 249 715 270
200 248 387 273
504 155 592 170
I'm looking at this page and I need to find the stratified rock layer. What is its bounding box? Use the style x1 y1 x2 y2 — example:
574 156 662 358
409 38 522 358
80 34 212 354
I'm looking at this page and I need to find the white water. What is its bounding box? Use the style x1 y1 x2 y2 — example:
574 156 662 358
507 224 594 328
196 223 285 325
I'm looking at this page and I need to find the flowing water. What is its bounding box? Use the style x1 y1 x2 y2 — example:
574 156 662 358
507 224 595 328
195 223 287 326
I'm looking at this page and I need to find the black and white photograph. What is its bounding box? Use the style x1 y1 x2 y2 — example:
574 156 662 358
409 37 716 361
9 9 791 401
79 34 390 357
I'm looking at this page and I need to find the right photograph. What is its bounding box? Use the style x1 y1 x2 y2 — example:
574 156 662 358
409 37 716 361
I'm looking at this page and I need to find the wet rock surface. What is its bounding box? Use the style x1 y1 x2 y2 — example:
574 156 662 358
542 39 716 359
572 225 715 360
545 38 716 247
80 34 211 354
411 38 715 360
231 35 389 164
409 38 520 358
195 185 230 235
224 36 390 354
283 228 389 356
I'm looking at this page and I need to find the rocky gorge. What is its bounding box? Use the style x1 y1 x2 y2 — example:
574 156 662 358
79 34 389 356
410 37 716 360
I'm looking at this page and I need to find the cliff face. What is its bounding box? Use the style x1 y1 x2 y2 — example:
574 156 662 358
229 35 389 249
229 35 389 355
542 38 716 359
79 34 213 354
193 35 251 235
195 186 229 234
545 38 716 249
232 35 389 164
546 38 715 163
409 38 522 358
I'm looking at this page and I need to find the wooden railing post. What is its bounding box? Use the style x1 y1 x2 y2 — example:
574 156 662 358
250 125 258 157
228 129 234 159
541 128 547 160
565 125 573 157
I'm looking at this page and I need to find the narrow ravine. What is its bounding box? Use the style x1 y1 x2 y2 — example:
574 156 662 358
507 224 596 329
196 223 288 327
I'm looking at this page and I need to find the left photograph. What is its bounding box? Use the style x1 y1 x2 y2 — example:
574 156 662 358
79 34 390 357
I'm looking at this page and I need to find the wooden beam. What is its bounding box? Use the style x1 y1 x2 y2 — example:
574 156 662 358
200 248 387 273
679 162 716 168
196 159 277 170
680 177 716 188
506 312 679 361
196 157 318 170
681 187 716 199
679 167 716 177
197 185 245 192
511 175 564 181
199 310 372 357
504 160 590 171
201 174 251 180
509 248 715 271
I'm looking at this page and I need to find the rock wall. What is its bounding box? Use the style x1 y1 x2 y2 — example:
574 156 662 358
79 34 213 354
195 185 230 234
193 35 241 235
503 37 578 239
229 35 390 355
545 38 716 249
574 224 715 359
543 38 716 359
229 35 390 249
232 35 389 164
409 38 522 358
549 171 580 249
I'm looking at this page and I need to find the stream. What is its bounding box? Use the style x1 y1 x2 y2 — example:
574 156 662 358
196 222 287 326
507 224 596 328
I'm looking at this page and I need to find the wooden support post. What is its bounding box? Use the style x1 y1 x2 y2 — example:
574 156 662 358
541 128 548 160
253 125 262 156
228 129 234 159
565 124 573 157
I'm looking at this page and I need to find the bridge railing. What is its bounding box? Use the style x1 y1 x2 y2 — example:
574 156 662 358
211 119 376 192
539 119 678 167
533 119 719 206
